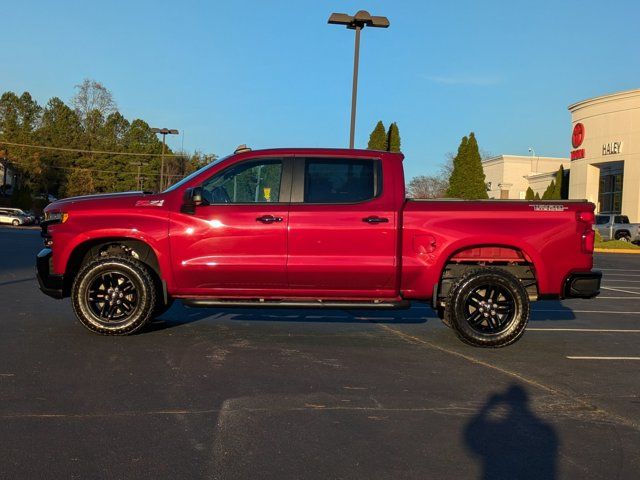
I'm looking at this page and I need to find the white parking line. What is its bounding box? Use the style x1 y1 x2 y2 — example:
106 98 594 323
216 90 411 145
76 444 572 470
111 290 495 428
529 328 640 333
535 309 640 314
601 286 640 296
596 296 640 299
567 356 640 361
600 268 640 272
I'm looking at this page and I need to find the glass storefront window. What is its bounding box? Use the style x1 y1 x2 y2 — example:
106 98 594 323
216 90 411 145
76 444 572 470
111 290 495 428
598 162 624 214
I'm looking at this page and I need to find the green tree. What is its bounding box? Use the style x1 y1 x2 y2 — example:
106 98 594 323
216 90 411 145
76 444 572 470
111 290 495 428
38 97 83 195
446 132 488 199
534 192 541 200
553 165 569 199
387 122 401 152
525 186 535 200
367 121 388 151
64 168 95 197
541 179 556 200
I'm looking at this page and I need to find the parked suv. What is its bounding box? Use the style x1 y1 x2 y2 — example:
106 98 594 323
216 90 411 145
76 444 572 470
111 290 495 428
595 214 640 243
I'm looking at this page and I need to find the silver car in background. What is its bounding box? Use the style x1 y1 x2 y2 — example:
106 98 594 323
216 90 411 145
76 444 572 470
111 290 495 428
0 209 26 226
595 214 640 243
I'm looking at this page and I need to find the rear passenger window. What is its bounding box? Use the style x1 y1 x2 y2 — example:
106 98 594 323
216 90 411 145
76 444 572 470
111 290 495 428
304 159 381 203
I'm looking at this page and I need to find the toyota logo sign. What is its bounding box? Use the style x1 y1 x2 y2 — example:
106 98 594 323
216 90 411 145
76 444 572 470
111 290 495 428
572 123 585 148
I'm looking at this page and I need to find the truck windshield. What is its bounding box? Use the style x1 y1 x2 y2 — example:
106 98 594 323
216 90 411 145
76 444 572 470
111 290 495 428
162 155 230 193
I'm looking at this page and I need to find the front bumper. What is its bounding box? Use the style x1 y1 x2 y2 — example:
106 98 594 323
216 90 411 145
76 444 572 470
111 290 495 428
563 271 602 299
36 248 64 299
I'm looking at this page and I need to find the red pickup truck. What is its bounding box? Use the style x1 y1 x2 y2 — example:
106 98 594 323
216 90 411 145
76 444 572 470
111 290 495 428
37 147 601 347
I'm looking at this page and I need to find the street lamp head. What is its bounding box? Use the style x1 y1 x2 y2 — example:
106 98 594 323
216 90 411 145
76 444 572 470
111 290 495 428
151 128 179 135
328 10 389 29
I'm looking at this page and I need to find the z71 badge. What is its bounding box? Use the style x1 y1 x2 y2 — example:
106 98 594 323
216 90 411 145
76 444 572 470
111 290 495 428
135 199 165 207
529 204 568 211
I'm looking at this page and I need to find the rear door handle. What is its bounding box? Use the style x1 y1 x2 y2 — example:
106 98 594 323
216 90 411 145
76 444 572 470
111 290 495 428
256 215 283 224
363 216 389 224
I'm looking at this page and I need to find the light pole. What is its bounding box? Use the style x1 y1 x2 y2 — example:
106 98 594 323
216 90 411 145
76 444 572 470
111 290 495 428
328 10 390 149
151 127 179 190
528 146 538 173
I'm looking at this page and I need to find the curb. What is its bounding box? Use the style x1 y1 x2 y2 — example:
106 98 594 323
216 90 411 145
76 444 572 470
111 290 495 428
594 247 640 254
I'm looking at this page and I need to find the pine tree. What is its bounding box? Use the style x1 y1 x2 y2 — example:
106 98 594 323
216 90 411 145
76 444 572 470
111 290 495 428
446 132 488 199
367 121 388 151
534 192 541 200
446 135 468 198
553 165 568 199
525 186 535 200
387 122 401 152
64 168 95 197
542 180 556 200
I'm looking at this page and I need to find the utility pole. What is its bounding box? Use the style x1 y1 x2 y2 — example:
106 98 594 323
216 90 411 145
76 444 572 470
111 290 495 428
130 161 146 190
151 128 179 191
328 10 390 149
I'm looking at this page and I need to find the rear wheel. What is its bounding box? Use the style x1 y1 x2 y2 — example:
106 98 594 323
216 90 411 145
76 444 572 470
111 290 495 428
445 268 529 347
71 255 157 335
615 232 631 242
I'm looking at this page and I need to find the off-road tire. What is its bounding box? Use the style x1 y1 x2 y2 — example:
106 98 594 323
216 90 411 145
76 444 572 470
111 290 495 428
445 268 530 348
71 255 157 335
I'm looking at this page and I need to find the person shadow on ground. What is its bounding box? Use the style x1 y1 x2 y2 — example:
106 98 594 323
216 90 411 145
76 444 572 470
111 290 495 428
464 384 558 480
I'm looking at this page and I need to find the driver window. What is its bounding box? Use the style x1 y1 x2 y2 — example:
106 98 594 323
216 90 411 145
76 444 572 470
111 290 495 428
201 159 282 204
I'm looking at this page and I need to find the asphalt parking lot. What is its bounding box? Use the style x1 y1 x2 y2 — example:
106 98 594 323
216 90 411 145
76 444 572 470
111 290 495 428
1 226 639 479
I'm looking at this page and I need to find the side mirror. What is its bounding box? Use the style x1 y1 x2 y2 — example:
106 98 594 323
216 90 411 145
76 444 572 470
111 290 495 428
181 187 203 214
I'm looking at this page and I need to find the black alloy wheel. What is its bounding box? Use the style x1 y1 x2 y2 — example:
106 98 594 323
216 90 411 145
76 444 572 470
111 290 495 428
72 255 157 335
463 284 515 335
445 268 530 348
86 271 139 325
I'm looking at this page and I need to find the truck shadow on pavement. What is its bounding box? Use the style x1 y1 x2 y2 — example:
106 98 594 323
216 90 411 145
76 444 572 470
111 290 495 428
465 384 558 480
146 299 577 332
146 301 432 331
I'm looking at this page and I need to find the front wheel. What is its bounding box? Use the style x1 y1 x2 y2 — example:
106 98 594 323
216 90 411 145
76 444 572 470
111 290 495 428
12 219 20 226
71 255 157 335
445 268 530 348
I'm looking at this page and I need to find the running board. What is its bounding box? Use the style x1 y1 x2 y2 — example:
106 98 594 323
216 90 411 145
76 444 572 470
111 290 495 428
181 298 411 310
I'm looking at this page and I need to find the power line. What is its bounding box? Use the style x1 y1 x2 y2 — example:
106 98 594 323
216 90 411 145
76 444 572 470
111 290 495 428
5 159 185 178
0 140 187 158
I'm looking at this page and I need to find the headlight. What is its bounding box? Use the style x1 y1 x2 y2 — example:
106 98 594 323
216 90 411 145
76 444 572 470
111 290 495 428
44 212 69 224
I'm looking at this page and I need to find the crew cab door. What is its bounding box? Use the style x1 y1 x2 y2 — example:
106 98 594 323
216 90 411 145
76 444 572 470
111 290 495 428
286 156 398 296
169 157 291 294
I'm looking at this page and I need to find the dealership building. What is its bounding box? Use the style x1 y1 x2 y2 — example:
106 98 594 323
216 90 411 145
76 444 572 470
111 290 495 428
482 88 640 221
568 88 640 221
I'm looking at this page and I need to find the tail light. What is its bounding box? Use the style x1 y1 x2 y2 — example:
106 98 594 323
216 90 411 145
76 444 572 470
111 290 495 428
582 230 595 254
577 210 595 254
577 211 595 224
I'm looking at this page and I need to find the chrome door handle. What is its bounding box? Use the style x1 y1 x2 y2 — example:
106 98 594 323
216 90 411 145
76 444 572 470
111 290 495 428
256 215 283 224
363 216 389 224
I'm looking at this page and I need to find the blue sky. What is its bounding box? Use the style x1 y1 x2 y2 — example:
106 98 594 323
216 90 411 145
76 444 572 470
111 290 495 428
2 0 639 179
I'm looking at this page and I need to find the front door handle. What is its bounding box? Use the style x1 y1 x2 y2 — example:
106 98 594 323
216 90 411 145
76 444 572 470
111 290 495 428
256 215 283 224
363 216 389 224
